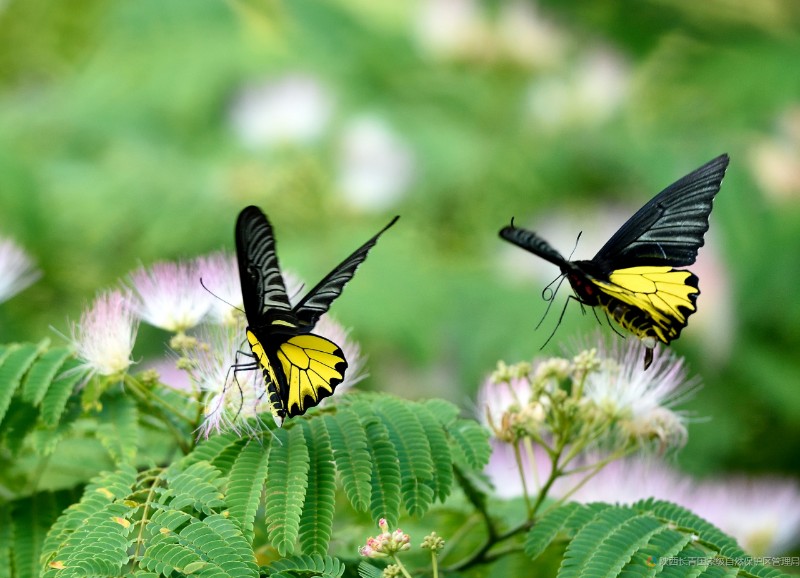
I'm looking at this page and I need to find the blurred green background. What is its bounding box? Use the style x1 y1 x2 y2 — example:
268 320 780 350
1 0 799 479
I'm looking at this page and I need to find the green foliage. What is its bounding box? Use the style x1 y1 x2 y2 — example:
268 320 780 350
96 394 139 464
356 561 384 578
0 492 76 578
186 432 246 472
266 425 310 556
140 512 258 578
525 500 788 578
266 555 345 578
298 418 336 556
324 408 372 511
374 397 435 517
41 466 139 577
159 461 226 516
0 342 88 455
0 342 47 426
227 440 270 543
39 359 85 428
25 393 491 576
20 347 73 406
360 407 402 528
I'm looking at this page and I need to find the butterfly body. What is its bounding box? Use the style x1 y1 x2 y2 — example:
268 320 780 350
236 206 397 420
500 154 729 367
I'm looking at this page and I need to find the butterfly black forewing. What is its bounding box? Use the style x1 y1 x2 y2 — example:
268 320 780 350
590 154 729 271
292 216 400 326
235 206 293 327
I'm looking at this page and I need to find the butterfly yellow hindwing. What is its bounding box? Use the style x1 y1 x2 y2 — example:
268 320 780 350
276 334 347 416
246 329 347 418
592 266 699 344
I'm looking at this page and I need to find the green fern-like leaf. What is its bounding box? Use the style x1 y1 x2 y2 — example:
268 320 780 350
186 431 246 471
298 418 336 556
324 409 372 512
634 500 788 577
374 397 435 517
581 512 666 578
266 425 310 556
358 411 401 527
560 507 642 578
538 501 786 578
227 440 270 543
0 342 43 427
421 398 460 427
267 554 345 578
641 503 784 577
40 359 85 427
414 404 454 502
564 502 615 532
634 499 739 552
448 418 491 470
41 466 138 568
10 492 68 578
525 502 584 561
631 527 693 577
96 394 139 464
41 467 139 578
357 561 385 578
1 398 40 454
141 513 258 578
21 346 72 406
159 461 226 515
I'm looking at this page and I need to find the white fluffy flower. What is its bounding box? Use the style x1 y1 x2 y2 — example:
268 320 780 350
0 237 40 303
192 321 271 438
582 339 697 449
131 260 212 332
71 290 139 377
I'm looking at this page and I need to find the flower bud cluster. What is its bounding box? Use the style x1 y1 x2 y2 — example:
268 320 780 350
359 518 411 559
479 339 695 456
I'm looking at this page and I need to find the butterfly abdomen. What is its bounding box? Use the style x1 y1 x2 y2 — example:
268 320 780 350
499 225 570 268
246 328 287 418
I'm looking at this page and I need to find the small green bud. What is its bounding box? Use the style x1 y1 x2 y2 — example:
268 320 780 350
421 531 445 552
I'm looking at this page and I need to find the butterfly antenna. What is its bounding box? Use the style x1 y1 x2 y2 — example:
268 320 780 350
567 231 583 260
536 274 567 330
199 277 245 314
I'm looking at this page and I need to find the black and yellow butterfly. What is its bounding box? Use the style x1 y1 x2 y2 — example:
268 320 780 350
236 206 398 420
500 154 729 368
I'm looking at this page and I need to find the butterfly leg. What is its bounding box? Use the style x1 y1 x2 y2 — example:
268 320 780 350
539 294 580 350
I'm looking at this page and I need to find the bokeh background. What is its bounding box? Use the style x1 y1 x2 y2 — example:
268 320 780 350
1 0 799 483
